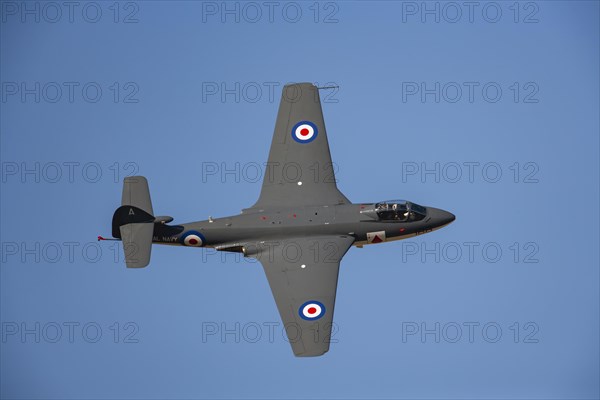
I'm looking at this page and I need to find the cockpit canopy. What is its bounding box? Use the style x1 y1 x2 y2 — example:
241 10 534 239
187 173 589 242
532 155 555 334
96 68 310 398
374 200 427 222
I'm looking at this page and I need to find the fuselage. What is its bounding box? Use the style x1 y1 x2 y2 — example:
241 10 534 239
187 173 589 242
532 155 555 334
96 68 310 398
151 202 455 250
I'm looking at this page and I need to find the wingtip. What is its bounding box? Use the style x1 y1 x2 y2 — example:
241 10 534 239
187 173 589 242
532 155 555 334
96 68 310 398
283 82 317 89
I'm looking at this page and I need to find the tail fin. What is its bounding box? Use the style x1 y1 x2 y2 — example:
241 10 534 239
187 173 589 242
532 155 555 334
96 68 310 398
112 176 154 268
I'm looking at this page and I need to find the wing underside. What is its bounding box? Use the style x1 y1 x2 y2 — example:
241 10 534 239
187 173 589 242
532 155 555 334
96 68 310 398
247 235 354 356
247 83 350 211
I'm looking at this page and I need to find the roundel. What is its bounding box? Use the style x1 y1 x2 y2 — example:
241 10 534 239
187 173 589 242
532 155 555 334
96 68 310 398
298 300 326 320
291 121 318 143
181 231 206 247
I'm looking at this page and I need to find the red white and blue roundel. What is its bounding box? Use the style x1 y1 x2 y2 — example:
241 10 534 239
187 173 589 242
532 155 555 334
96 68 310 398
291 121 318 143
299 300 326 320
181 231 206 247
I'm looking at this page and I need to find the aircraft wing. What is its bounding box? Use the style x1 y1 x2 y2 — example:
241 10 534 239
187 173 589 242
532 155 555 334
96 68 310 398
247 82 350 211
251 235 354 356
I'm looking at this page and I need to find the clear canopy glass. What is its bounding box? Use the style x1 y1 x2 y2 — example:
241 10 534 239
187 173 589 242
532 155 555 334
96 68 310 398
374 200 427 222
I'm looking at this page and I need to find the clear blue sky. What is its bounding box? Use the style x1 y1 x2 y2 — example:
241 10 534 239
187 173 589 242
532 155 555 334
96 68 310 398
1 1 598 398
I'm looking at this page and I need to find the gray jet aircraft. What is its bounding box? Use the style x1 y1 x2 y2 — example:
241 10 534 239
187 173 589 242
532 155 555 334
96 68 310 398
103 82 455 357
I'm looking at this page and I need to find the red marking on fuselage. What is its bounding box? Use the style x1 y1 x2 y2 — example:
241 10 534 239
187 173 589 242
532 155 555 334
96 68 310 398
300 128 309 136
308 307 317 314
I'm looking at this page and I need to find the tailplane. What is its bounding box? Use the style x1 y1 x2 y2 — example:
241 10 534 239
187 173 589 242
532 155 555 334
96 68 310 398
112 176 154 268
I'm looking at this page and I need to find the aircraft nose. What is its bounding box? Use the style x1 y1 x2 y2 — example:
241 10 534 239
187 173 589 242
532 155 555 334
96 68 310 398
428 207 456 228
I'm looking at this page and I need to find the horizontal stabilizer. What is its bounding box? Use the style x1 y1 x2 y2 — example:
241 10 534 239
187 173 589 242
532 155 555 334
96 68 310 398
116 176 155 268
122 176 153 215
120 223 153 268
